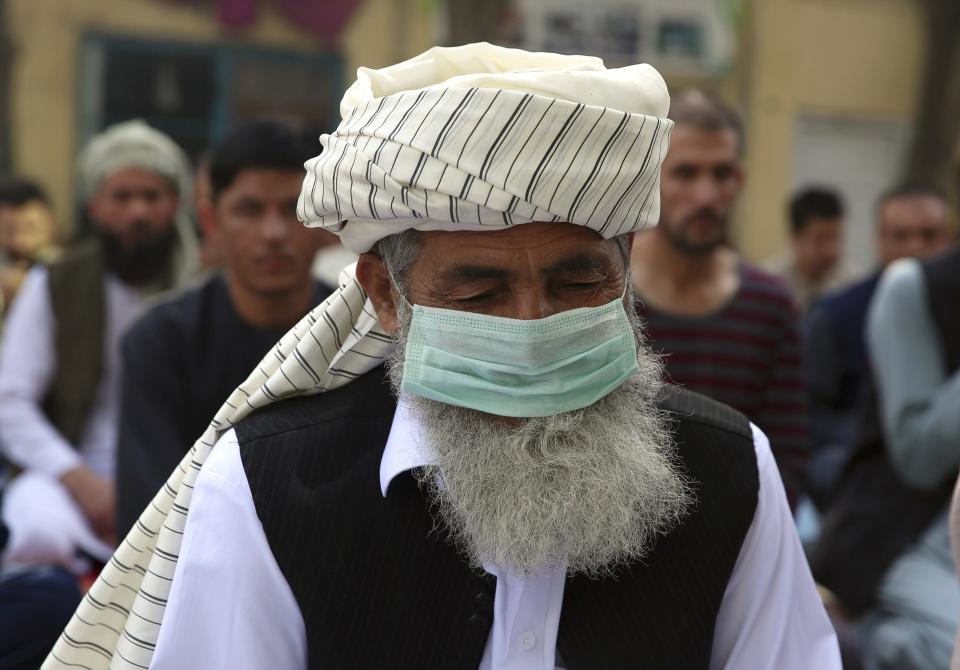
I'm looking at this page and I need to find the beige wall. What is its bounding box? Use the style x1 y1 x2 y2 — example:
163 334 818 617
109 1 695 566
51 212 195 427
8 0 926 258
737 0 923 261
7 0 435 229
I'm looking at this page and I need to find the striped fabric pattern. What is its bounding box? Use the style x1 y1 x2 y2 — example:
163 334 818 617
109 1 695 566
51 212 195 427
299 85 671 252
636 264 809 503
44 269 392 670
44 56 672 670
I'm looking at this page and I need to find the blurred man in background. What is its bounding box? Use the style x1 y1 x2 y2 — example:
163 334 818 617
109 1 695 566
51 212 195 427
116 121 332 535
0 120 196 574
814 241 959 670
768 186 853 312
0 178 61 321
630 89 808 507
0 179 73 670
804 182 953 507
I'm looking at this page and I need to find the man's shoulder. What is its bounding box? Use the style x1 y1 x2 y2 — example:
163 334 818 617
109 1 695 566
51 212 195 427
658 385 760 543
817 272 881 318
234 366 396 445
125 274 222 344
659 384 752 442
48 239 100 273
739 262 796 307
45 240 102 297
921 247 960 291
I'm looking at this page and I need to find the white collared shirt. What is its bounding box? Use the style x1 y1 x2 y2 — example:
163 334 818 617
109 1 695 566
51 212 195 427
0 266 145 478
151 398 841 669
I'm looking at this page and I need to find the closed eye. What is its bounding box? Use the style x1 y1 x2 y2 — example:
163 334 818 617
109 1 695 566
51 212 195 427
456 292 495 304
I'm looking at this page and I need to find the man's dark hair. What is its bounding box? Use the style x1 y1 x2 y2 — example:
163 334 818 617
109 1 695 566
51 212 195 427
877 179 948 215
668 89 744 153
0 177 50 207
209 120 320 200
789 187 844 235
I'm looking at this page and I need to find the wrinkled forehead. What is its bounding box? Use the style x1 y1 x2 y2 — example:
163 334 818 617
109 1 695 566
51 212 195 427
664 125 740 167
413 222 628 277
879 194 950 228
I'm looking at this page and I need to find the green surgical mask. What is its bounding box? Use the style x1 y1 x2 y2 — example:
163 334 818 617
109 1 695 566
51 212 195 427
399 293 640 418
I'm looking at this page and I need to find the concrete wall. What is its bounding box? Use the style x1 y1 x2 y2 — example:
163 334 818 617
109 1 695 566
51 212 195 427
7 0 435 229
736 0 923 261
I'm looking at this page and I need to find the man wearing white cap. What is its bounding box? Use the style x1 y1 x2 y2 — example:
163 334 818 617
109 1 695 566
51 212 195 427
44 45 839 670
0 120 197 574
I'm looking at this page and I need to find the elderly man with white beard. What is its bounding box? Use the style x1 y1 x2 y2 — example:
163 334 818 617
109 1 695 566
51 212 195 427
43 44 839 670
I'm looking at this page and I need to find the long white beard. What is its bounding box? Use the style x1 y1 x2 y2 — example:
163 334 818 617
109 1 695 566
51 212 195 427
386 296 693 576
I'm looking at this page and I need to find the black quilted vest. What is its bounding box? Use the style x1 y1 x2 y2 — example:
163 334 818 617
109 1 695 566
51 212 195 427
238 369 758 669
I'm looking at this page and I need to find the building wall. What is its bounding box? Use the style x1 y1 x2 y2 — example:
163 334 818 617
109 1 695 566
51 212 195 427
7 0 926 260
737 0 923 262
7 0 435 229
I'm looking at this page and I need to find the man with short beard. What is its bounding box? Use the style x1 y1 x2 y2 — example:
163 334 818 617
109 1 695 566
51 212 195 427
0 120 196 573
630 90 808 507
44 45 839 670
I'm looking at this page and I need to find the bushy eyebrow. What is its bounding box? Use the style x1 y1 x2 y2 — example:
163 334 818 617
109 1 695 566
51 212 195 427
438 265 515 283
544 253 610 275
437 252 613 284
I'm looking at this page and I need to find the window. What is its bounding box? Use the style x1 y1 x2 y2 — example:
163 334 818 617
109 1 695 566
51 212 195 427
78 34 343 162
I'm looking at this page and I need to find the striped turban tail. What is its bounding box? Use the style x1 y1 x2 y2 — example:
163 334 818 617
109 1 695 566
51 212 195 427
44 43 672 670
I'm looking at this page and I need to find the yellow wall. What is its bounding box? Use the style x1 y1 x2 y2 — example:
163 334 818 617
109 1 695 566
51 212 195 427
7 0 925 258
737 0 923 261
7 0 435 228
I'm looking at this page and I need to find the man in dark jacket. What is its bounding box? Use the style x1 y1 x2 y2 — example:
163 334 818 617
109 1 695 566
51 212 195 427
116 121 333 535
804 181 952 506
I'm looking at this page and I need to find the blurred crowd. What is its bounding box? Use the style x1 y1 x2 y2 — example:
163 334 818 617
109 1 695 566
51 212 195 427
0 87 957 670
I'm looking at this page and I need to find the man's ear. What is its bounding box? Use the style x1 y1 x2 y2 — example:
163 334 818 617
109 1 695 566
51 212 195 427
356 252 400 335
86 194 103 226
734 163 747 192
198 199 218 241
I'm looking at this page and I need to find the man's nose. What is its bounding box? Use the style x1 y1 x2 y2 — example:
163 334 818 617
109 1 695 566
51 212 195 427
513 289 555 320
259 213 289 241
126 196 153 220
691 176 721 206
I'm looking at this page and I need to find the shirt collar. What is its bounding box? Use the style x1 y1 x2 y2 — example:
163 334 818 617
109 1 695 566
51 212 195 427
379 395 436 497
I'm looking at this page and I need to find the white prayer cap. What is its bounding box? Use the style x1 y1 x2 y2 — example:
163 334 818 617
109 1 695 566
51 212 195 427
299 42 673 253
76 119 192 201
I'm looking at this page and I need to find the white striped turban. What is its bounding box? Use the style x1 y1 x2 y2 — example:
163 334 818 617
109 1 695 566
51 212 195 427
299 42 672 253
44 43 672 670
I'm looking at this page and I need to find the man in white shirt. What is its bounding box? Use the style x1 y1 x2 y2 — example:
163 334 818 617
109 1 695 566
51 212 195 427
43 45 840 670
0 120 196 573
